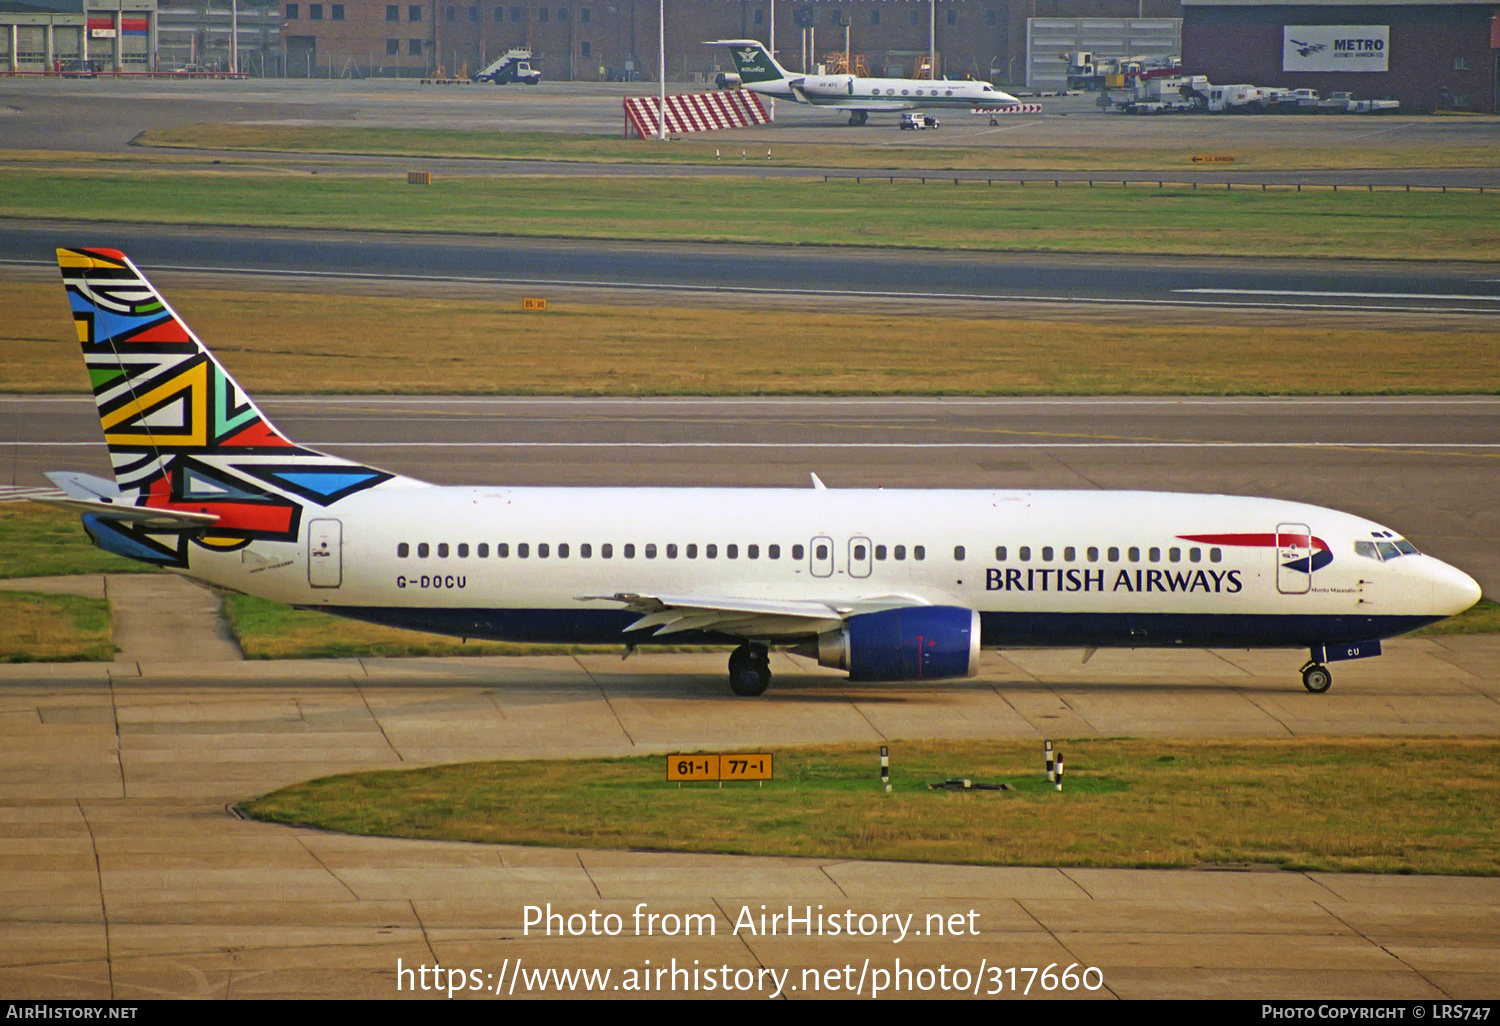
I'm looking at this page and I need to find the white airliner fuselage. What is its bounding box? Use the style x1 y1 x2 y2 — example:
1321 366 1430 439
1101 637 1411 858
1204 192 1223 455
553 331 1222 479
49 247 1481 697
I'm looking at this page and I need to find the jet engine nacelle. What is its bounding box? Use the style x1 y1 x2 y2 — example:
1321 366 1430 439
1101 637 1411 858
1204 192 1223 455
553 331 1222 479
807 606 981 682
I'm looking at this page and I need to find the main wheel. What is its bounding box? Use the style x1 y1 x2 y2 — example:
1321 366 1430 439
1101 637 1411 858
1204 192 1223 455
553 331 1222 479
727 643 771 696
1301 663 1332 694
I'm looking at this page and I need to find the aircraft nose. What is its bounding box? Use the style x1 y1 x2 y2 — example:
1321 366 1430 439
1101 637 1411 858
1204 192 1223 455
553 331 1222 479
1427 558 1482 616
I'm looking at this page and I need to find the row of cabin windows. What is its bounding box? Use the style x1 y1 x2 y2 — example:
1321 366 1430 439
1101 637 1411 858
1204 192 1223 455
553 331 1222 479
396 541 1217 565
397 542 932 562
978 545 1222 564
398 542 794 560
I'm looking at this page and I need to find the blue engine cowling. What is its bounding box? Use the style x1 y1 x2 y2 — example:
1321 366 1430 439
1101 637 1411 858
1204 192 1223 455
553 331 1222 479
808 606 981 682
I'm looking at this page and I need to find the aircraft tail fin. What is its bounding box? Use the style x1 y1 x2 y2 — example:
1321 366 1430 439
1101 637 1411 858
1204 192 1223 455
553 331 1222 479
56 247 412 567
710 39 791 85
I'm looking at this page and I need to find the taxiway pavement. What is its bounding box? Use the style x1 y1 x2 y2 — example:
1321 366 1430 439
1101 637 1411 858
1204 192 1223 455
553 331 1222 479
2 641 1499 1000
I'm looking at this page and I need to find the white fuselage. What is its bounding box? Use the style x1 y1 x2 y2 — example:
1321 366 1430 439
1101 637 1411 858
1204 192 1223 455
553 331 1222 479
186 485 1478 650
749 74 1021 111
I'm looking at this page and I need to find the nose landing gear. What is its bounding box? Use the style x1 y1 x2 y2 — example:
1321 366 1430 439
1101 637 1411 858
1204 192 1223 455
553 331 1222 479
1300 661 1332 694
728 642 771 696
847 110 868 126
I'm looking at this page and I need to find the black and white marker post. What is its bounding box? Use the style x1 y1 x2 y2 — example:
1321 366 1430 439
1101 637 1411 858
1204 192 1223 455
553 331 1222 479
1055 751 1065 792
1045 740 1055 784
880 745 891 794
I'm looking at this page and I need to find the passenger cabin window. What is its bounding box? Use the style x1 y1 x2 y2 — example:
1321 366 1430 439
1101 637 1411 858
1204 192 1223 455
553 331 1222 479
876 545 887 560
995 545 1006 560
624 543 635 558
645 544 657 559
792 544 805 560
498 543 509 557
706 544 717 558
815 543 828 560
417 543 429 558
1107 547 1119 562
1019 546 1031 561
398 543 410 557
855 544 867 560
437 543 449 558
893 545 906 561
458 543 469 557
478 543 489 557
1189 548 1202 563
666 543 678 558
1064 546 1075 561
1169 547 1180 562
914 546 925 561
1148 547 1159 562
1210 547 1222 563
537 543 549 558
686 544 697 558
953 545 965 561
517 543 529 558
1128 547 1140 562
558 543 569 558
601 543 613 558
768 545 780 559
1088 546 1099 561
580 543 590 558
1042 546 1053 561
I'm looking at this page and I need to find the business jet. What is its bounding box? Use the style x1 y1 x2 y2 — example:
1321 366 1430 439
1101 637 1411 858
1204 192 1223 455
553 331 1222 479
42 248 1480 697
708 38 1026 125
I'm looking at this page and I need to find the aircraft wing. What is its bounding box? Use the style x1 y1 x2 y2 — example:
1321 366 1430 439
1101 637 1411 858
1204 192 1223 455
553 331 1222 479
578 592 934 638
816 100 911 111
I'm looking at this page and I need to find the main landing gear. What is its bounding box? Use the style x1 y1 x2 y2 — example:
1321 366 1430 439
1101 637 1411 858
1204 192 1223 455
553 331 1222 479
847 111 868 126
1300 661 1333 694
728 642 771 696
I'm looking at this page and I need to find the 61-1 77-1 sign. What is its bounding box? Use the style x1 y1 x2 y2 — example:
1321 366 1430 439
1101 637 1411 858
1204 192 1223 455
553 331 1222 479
667 753 773 782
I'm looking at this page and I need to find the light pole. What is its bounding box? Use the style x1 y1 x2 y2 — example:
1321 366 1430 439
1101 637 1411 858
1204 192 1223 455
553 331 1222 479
658 0 666 139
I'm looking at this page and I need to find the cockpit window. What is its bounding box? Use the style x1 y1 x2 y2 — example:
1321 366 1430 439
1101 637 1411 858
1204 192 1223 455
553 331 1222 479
1357 536 1421 561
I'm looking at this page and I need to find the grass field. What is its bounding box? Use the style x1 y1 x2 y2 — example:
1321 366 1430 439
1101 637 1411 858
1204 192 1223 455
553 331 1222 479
136 124 1500 174
223 593 649 658
242 737 1500 876
0 590 113 662
0 503 155 579
8 282 1497 395
3 167 1497 261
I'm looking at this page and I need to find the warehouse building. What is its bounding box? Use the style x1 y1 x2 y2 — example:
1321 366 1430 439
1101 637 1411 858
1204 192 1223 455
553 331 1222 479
1181 0 1500 112
2 0 157 71
247 0 1187 81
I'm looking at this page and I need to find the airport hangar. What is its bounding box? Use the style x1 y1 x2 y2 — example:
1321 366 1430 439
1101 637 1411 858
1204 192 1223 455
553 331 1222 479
1181 0 1500 113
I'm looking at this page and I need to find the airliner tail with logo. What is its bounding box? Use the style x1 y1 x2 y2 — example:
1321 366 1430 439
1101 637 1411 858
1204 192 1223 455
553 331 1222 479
709 39 1026 125
39 248 1481 695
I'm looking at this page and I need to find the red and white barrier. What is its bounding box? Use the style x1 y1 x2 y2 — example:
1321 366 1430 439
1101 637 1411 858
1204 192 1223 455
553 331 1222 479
974 104 1045 115
624 91 769 138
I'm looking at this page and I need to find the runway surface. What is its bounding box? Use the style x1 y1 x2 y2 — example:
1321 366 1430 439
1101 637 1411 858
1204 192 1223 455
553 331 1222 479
5 394 1497 596
5 221 1500 314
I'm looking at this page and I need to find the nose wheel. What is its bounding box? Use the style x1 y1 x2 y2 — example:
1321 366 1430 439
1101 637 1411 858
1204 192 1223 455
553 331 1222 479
1300 661 1332 694
848 111 868 126
728 643 771 696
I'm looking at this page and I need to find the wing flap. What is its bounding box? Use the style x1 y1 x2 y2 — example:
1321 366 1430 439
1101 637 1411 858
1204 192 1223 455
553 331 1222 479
578 592 933 639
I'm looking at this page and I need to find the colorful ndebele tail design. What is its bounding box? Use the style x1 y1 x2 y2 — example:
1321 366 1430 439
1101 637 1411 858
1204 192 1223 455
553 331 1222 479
57 247 406 567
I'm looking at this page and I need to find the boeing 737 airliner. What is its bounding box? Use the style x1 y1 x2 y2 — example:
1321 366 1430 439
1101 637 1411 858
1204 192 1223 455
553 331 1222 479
709 39 1025 125
43 248 1480 696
